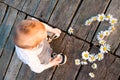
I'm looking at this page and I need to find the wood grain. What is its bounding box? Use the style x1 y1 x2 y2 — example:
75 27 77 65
3 12 26 80
34 0 58 22
0 7 17 56
4 53 22 80
116 44 120 57
49 0 81 30
0 2 7 24
0 7 17 79
22 0 40 15
4 0 26 10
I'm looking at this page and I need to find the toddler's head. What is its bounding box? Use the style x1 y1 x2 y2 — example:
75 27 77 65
14 19 47 49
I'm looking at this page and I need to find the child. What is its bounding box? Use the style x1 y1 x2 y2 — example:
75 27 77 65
14 18 67 73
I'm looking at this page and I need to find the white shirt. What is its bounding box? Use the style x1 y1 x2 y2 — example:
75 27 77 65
15 40 52 73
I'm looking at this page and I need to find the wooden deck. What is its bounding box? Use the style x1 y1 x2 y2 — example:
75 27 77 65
0 0 120 80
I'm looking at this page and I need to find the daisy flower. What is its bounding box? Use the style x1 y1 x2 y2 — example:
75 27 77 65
100 44 111 53
91 63 97 69
68 27 74 34
97 31 105 40
105 14 113 21
109 18 118 25
85 19 92 26
88 54 96 63
89 72 95 78
90 16 97 21
81 60 88 65
81 51 90 60
97 14 105 22
75 59 81 65
108 26 115 32
96 52 104 61
99 40 106 45
104 30 111 36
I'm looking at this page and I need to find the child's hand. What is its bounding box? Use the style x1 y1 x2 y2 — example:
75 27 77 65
53 28 61 37
49 55 62 66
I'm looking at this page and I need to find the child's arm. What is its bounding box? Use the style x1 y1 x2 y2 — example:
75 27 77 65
28 55 62 73
42 22 61 37
30 17 61 36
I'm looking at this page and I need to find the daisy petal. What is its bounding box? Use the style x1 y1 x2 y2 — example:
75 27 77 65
81 60 88 65
97 14 105 22
105 14 113 21
89 72 95 78
91 63 97 69
85 19 92 26
100 44 111 53
97 52 104 61
109 18 118 25
75 59 81 65
97 31 105 40
68 27 74 34
88 54 96 63
82 51 90 60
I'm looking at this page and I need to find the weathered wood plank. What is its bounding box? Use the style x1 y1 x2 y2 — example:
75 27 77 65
3 12 26 80
16 32 66 80
3 0 26 10
0 0 5 2
0 2 7 25
70 0 110 42
17 64 56 80
16 64 33 80
52 35 90 80
0 7 17 79
22 0 40 16
0 7 17 56
104 58 120 80
49 0 81 30
4 52 22 80
0 35 14 80
92 0 120 53
76 46 120 80
34 0 58 22
116 44 120 57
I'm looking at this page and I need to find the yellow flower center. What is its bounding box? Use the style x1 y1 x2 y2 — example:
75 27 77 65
100 34 104 38
106 15 110 19
106 32 109 35
100 16 104 20
70 29 73 32
91 56 95 61
103 47 107 51
111 20 116 24
101 41 105 44
111 27 115 31
98 54 102 58
84 53 89 58
93 17 97 21
76 61 79 63
87 21 91 25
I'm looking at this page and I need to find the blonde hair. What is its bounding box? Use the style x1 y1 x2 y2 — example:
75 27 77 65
14 19 47 49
